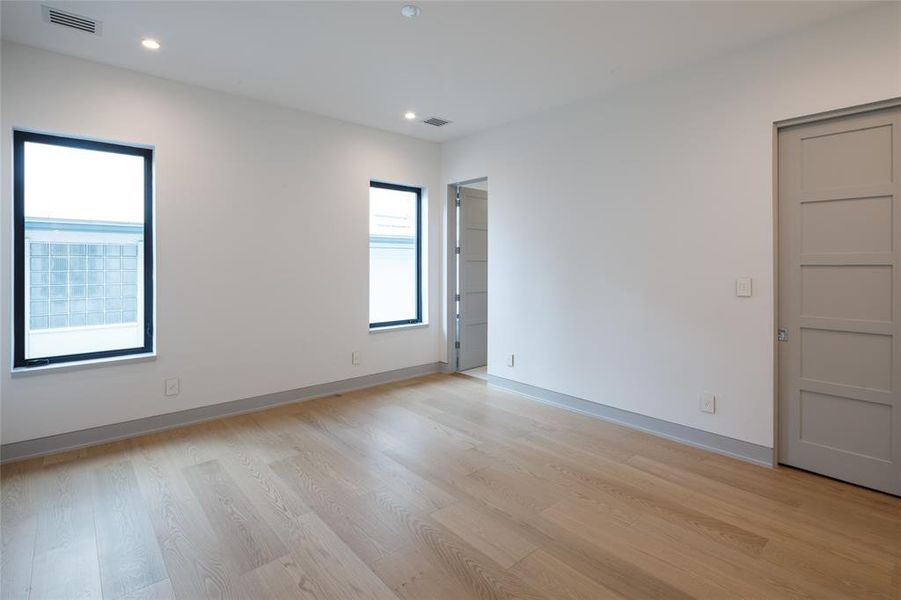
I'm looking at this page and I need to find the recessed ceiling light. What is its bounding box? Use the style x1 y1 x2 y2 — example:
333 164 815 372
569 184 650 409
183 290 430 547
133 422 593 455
400 4 420 18
141 38 160 50
404 111 417 120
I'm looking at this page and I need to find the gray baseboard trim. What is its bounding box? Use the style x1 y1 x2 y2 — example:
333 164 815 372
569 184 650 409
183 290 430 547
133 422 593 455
1 362 445 463
487 374 774 467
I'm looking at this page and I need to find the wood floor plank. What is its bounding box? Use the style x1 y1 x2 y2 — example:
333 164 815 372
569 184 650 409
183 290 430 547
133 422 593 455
370 548 476 600
515 429 771 557
0 519 36 600
430 502 536 568
93 460 168 599
523 510 698 599
545 477 885 600
117 579 175 600
467 440 640 527
542 500 760 600
30 537 102 600
222 413 301 463
2 373 899 600
292 410 458 513
277 417 394 497
210 420 311 529
892 562 900 598
400 378 560 439
626 454 898 576
183 459 287 574
510 549 626 600
31 463 96 553
131 437 241 600
239 555 326 600
361 485 548 600
1 461 38 600
269 452 413 565
281 512 400 600
29 464 101 600
372 403 484 449
396 391 534 443
287 402 405 454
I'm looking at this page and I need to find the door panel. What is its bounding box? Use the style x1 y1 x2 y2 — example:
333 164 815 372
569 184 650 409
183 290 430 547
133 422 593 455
800 329 892 391
800 266 892 321
779 106 901 496
801 196 892 253
461 260 488 291
800 124 893 189
458 186 488 371
800 391 893 461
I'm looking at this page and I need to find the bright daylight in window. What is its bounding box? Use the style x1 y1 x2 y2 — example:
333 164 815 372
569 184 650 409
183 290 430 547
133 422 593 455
369 182 421 327
15 133 153 367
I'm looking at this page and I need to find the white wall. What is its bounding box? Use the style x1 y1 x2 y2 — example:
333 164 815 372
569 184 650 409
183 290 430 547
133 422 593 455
1 42 445 444
441 4 901 448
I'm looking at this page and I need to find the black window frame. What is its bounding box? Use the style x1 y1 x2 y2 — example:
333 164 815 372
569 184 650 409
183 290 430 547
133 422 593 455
368 180 423 329
13 130 154 368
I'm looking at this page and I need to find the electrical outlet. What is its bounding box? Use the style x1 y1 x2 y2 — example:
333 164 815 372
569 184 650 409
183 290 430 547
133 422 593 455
700 391 716 414
507 353 515 367
352 351 361 366
736 277 752 297
165 377 180 397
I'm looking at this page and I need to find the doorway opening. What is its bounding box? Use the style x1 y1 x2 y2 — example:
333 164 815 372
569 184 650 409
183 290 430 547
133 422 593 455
448 179 488 377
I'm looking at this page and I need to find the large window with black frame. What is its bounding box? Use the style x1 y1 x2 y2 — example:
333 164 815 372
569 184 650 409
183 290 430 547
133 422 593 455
13 131 154 367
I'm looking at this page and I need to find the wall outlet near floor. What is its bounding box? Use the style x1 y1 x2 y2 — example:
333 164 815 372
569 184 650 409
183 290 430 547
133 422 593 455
165 377 180 397
507 353 515 367
700 391 716 414
352 351 361 366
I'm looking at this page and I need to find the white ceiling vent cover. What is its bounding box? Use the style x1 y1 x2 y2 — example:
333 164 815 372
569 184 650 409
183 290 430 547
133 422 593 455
423 117 452 127
41 5 102 35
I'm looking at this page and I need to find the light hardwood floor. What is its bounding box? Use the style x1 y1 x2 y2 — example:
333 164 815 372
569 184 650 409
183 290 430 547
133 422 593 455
2 373 900 599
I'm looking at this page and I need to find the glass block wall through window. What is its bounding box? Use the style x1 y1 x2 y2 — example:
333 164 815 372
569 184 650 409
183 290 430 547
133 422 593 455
29 241 140 330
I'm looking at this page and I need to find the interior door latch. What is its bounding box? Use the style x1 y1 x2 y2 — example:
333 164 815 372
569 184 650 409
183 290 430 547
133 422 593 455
777 328 788 342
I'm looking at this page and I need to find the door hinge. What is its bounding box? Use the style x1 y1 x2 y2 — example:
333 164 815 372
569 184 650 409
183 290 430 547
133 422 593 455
455 293 461 301
455 197 461 207
454 341 461 349
777 328 788 342
455 246 461 255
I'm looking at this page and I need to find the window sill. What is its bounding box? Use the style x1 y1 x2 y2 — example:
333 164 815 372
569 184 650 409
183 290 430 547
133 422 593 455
369 322 429 334
11 352 156 377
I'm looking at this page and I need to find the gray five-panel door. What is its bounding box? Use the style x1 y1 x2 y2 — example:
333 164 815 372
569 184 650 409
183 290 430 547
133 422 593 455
778 106 901 496
458 186 488 371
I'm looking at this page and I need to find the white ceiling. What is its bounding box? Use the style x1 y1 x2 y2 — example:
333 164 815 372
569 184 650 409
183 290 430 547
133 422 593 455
1 1 873 142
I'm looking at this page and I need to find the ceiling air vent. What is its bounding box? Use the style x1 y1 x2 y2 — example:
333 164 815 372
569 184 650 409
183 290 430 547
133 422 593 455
423 116 452 127
41 5 102 35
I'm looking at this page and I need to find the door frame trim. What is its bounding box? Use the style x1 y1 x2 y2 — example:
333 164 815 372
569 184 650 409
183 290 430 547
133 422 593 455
772 96 901 466
775 97 901 129
445 178 488 372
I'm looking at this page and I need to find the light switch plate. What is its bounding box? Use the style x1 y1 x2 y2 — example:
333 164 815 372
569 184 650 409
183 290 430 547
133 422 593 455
736 277 752 297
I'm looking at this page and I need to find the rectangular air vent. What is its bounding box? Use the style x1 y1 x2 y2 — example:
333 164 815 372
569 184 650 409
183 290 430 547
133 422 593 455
423 117 452 127
42 5 102 35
